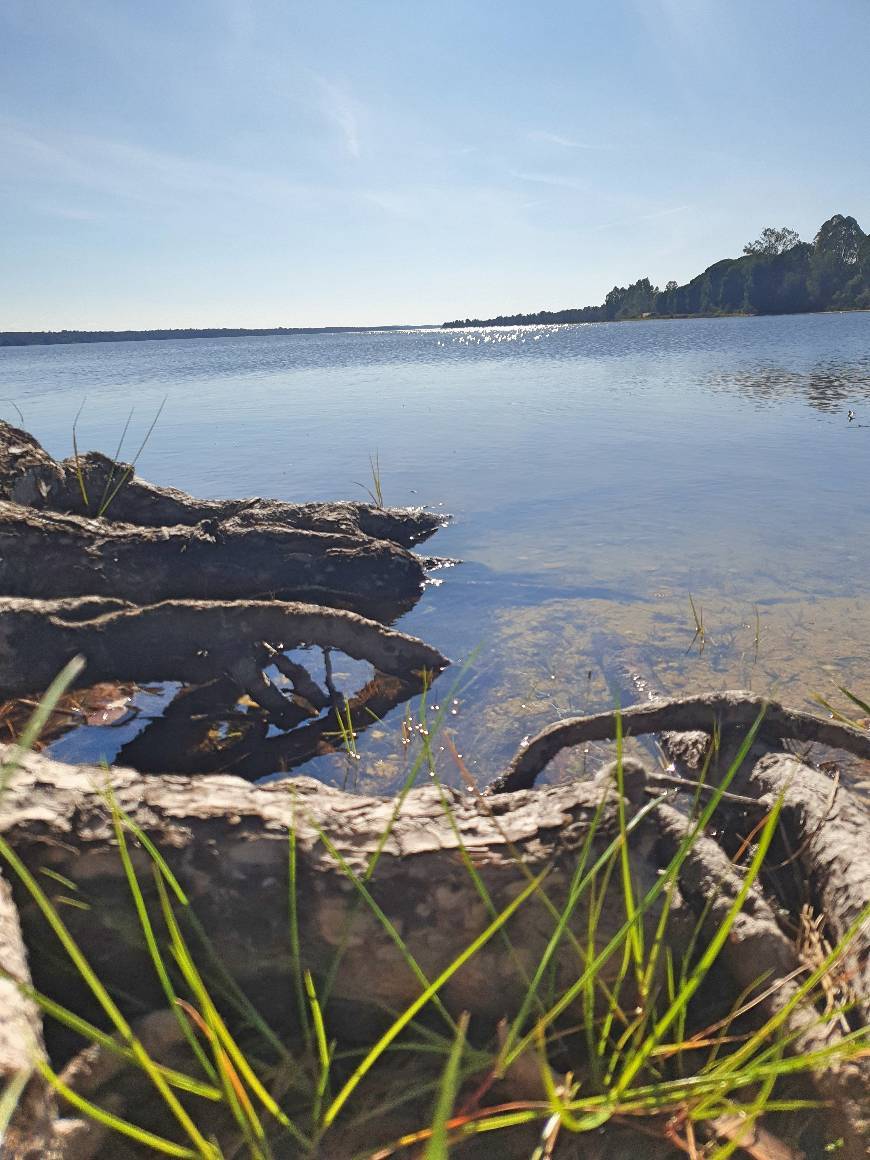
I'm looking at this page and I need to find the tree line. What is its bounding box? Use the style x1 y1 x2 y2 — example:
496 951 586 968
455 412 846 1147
443 213 870 328
0 325 409 348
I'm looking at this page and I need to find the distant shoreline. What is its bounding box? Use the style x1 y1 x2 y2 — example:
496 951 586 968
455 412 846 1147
442 306 870 329
0 324 427 349
442 214 870 329
4 306 868 351
440 310 757 328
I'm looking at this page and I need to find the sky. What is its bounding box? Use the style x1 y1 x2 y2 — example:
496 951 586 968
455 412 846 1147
2 0 869 330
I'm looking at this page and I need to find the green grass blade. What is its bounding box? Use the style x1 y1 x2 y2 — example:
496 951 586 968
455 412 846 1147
810 693 857 725
323 867 550 1128
288 811 312 1053
314 824 458 1033
98 396 166 516
502 795 661 1064
0 1067 31 1145
613 713 645 988
39 1060 201 1157
107 791 285 1061
304 972 330 1082
10 980 221 1099
38 867 80 891
838 685 870 717
155 875 309 1148
304 969 332 1125
706 898 870 1081
0 835 219 1157
505 707 768 1069
612 794 784 1096
180 910 290 1062
425 1010 470 1160
707 1041 783 1160
434 782 546 1021
112 805 189 905
71 397 89 510
0 657 85 796
504 787 612 1053
319 661 477 1007
95 404 134 515
105 788 218 1083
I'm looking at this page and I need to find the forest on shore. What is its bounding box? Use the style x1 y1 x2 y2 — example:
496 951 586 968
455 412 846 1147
443 213 870 328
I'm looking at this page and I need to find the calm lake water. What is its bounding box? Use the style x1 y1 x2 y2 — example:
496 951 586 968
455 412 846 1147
3 313 870 791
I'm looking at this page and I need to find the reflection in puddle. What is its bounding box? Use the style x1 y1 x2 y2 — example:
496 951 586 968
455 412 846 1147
34 566 870 799
43 650 429 787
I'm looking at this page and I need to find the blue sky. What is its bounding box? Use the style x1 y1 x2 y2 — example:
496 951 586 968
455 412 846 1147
2 0 869 329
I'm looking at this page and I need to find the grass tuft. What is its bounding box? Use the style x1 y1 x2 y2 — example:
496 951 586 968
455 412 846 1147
1 673 867 1158
68 397 167 517
355 451 384 509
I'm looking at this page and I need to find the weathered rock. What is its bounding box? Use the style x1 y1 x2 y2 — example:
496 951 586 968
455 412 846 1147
0 420 445 548
0 596 446 701
0 501 432 620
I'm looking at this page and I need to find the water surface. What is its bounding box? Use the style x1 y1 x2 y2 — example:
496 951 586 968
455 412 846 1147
3 313 870 791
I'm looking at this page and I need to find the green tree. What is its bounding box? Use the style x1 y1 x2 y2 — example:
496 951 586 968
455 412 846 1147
813 214 864 264
808 214 867 306
742 226 801 256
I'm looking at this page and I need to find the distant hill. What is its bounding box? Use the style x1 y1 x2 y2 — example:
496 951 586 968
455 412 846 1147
443 213 870 328
0 324 417 348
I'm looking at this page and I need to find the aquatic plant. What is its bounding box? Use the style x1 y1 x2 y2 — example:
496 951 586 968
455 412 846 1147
687 593 706 656
356 451 384 509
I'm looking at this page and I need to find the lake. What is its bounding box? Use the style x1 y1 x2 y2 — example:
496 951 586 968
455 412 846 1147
3 312 870 792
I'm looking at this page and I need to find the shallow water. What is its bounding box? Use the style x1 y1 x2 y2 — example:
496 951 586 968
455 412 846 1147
3 313 870 792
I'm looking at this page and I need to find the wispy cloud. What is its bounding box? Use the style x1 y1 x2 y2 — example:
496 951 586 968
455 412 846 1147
364 190 418 218
312 74 362 159
596 203 693 231
510 169 589 192
36 203 100 222
0 115 321 211
528 130 616 151
364 182 529 225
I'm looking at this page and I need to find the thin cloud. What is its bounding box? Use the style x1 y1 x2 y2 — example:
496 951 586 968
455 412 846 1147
510 169 589 192
0 116 321 210
37 203 100 222
364 183 528 224
364 190 419 218
528 130 616 151
312 74 362 159
596 203 693 231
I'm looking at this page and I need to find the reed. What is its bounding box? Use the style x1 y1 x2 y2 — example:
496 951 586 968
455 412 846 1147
687 593 706 656
69 397 167 517
356 451 384 509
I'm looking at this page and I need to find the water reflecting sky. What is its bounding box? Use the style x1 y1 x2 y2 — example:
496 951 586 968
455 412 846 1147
3 312 870 789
